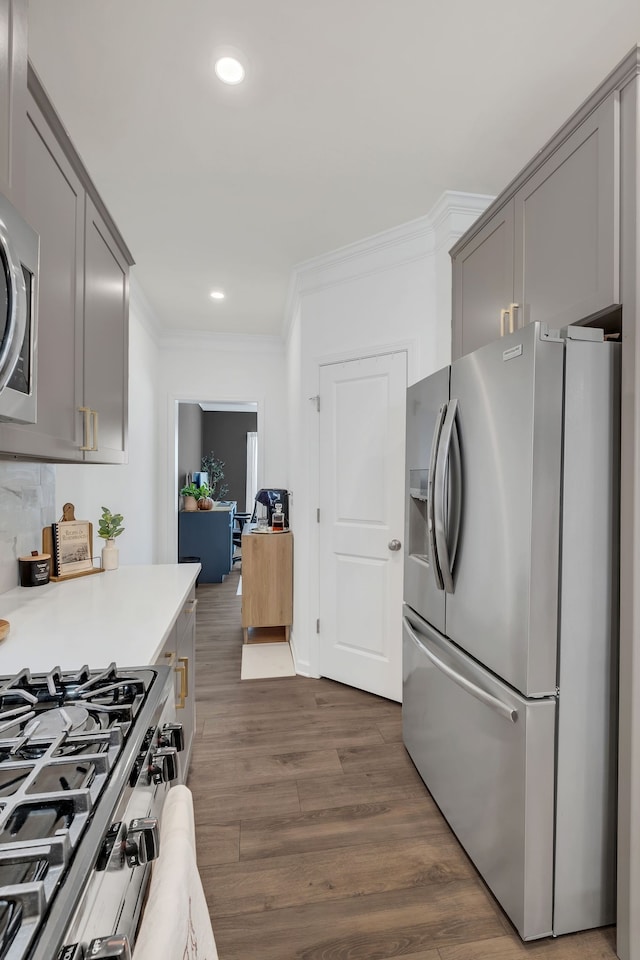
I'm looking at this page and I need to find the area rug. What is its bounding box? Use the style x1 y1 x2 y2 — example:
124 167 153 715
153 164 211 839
240 642 295 680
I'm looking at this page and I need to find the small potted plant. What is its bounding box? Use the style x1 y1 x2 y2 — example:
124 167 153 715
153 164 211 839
196 482 214 511
180 482 201 512
98 506 125 571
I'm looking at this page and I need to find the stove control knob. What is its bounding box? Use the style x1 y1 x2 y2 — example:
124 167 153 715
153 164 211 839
149 746 178 783
57 946 85 960
160 722 184 752
124 818 159 867
87 935 131 958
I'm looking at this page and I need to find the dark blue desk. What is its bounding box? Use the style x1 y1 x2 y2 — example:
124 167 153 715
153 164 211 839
178 504 236 583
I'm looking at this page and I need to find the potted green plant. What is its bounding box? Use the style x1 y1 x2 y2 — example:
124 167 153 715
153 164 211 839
200 452 229 503
180 482 201 512
196 482 214 511
97 506 124 571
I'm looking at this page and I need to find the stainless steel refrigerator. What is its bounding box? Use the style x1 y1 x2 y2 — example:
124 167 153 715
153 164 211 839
402 321 620 941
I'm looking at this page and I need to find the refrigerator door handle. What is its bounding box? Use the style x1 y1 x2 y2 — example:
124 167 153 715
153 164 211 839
427 402 447 591
448 417 462 573
403 615 518 724
434 398 462 594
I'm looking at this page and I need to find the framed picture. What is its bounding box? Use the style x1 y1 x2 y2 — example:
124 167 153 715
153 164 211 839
52 520 94 577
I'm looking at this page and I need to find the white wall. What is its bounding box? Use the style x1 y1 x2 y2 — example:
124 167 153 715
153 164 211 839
155 333 287 566
56 277 162 564
285 191 491 676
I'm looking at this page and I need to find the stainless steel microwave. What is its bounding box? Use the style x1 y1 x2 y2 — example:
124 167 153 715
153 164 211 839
0 190 39 423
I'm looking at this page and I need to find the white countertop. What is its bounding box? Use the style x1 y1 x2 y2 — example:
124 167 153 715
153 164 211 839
0 563 200 675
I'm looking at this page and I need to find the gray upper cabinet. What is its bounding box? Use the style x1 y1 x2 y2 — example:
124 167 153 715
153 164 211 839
0 92 85 460
83 198 129 464
452 91 620 360
0 69 133 463
0 0 27 210
452 202 515 359
514 94 619 330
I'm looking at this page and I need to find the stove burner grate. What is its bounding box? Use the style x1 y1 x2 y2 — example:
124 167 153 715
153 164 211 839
1 798 77 844
0 897 22 958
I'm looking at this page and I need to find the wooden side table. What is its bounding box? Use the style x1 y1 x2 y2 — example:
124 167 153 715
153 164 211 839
241 527 293 642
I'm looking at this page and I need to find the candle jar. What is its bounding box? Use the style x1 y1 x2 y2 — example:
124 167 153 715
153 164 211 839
18 551 51 587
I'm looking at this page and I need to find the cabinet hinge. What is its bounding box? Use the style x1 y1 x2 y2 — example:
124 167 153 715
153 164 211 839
316 619 320 634
317 508 320 523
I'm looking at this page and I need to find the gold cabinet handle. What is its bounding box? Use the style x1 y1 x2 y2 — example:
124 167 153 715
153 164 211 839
175 660 187 709
508 303 519 334
184 600 198 615
91 409 99 451
500 308 509 337
79 406 92 450
179 655 189 699
164 651 175 665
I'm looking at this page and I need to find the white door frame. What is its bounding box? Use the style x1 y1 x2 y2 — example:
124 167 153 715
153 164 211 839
163 392 265 566
306 338 419 680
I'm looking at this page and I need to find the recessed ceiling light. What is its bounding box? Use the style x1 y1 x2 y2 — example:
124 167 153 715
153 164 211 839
210 290 225 300
214 57 245 85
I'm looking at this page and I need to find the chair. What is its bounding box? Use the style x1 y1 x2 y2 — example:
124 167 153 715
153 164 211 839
232 512 252 565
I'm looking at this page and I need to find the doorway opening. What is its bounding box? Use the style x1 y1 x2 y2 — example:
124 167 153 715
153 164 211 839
178 400 259 514
176 400 259 581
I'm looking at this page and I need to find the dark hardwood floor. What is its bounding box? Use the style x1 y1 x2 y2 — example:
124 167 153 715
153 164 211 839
189 571 617 960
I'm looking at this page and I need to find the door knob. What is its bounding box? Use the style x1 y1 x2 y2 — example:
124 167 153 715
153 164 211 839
388 539 402 552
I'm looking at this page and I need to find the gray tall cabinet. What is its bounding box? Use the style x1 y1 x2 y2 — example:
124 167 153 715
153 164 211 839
451 47 640 960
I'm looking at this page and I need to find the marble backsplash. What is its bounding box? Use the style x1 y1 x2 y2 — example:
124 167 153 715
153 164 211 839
0 462 56 594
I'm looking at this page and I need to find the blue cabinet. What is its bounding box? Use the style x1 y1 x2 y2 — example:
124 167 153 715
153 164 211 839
178 506 235 583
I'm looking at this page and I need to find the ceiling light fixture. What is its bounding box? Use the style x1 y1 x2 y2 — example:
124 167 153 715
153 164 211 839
210 290 225 300
214 57 245 85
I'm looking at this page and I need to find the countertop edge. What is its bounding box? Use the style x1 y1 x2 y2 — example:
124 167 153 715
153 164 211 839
0 563 201 674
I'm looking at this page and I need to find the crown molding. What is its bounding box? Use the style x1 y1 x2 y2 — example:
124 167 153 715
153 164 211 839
282 214 435 343
282 189 494 343
430 191 494 252
294 214 434 285
427 190 495 235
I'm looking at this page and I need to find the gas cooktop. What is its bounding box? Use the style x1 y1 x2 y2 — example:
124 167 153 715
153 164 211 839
0 663 176 960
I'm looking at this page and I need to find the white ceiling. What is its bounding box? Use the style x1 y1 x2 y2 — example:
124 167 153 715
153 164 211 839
26 0 640 338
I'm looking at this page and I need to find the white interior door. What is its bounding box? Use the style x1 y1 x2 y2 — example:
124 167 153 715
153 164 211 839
318 351 407 701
